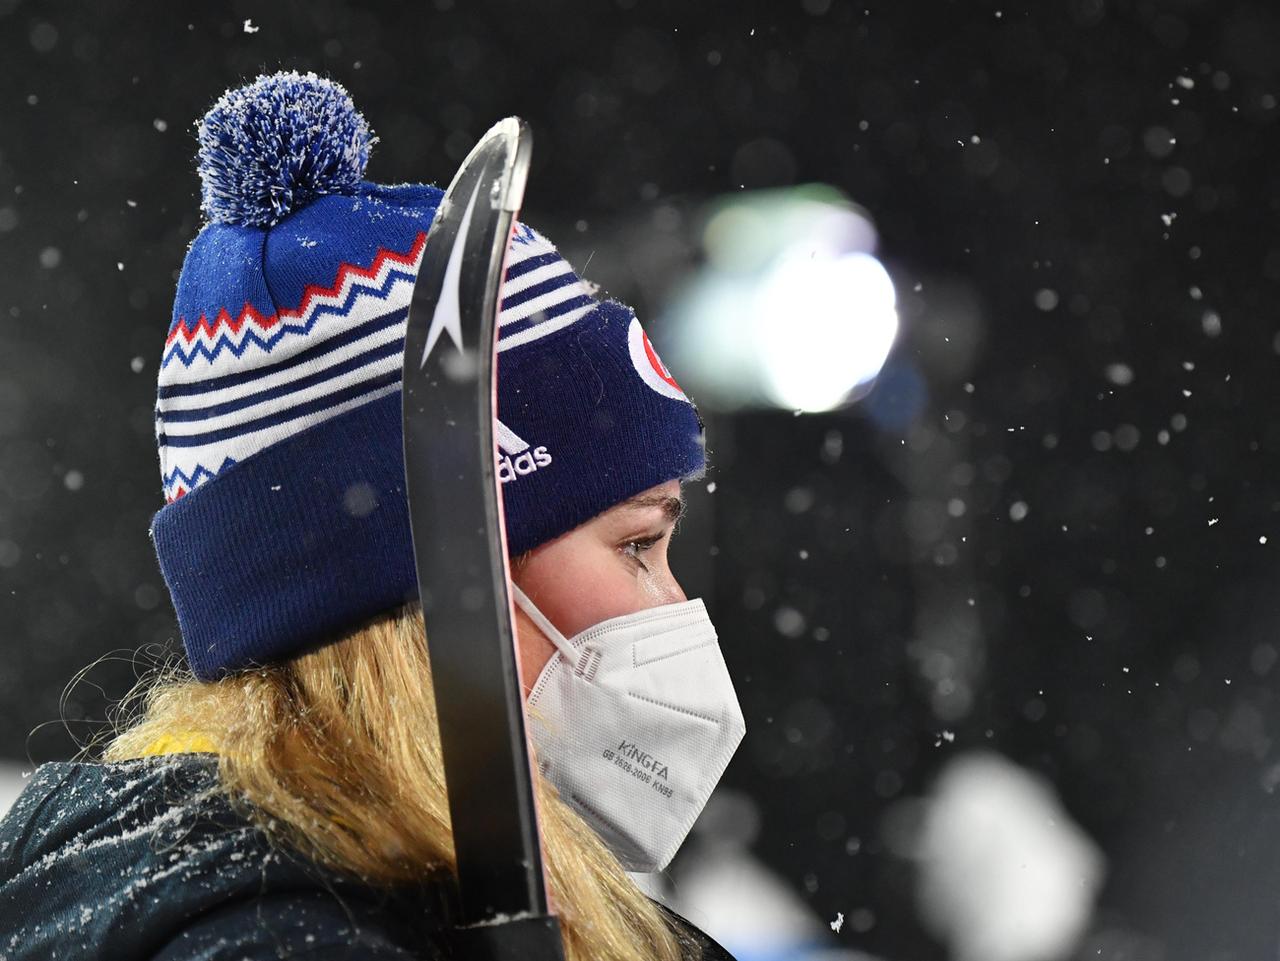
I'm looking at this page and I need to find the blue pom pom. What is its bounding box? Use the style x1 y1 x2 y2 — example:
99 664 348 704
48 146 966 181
196 70 376 227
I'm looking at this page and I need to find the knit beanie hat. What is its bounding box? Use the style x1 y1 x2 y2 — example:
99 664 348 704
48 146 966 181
149 71 706 682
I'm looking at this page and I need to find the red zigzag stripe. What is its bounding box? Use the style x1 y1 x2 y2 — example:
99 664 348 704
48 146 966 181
165 231 428 348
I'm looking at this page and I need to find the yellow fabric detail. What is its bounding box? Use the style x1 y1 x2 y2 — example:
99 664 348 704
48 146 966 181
137 734 357 831
139 731 219 757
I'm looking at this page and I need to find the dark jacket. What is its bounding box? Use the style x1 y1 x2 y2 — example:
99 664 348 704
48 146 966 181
0 754 733 960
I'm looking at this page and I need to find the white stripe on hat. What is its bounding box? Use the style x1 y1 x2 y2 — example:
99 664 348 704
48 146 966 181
497 304 596 353
500 261 581 299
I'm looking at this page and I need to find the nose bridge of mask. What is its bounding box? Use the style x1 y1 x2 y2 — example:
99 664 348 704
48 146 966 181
509 582 579 661
510 583 712 660
576 596 711 647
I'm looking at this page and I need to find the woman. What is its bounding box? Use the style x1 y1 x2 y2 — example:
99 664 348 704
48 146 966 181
0 72 745 960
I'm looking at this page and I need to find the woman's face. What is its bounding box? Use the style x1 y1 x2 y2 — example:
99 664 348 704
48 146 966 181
510 478 688 695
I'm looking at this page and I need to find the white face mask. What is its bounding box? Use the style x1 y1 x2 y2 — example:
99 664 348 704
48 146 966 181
510 583 747 873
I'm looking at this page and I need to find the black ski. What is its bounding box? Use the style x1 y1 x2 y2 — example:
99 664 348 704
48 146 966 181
401 118 564 959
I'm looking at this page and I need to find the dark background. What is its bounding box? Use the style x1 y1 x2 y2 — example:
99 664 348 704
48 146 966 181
3 1 1279 958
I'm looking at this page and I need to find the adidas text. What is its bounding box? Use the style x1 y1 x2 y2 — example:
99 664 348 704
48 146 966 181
497 446 553 483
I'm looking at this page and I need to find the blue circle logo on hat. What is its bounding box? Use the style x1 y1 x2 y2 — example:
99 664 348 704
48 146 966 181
627 318 688 402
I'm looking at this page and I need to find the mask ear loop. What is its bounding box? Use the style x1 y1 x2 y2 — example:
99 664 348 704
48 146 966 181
510 582 579 660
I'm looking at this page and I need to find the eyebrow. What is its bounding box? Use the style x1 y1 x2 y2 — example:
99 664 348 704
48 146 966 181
619 493 687 524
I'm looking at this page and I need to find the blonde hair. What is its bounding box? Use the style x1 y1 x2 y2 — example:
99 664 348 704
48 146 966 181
101 596 698 961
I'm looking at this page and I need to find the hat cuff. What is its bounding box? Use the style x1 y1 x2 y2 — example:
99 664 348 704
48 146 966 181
150 391 418 681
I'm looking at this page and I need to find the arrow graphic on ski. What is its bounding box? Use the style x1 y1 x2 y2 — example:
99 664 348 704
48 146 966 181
419 177 482 369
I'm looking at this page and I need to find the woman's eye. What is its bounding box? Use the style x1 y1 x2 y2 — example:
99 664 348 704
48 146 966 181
621 536 661 568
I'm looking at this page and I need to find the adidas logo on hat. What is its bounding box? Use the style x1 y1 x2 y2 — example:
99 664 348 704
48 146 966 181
496 419 552 484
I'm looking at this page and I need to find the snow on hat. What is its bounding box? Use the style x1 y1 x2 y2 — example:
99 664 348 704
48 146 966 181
149 71 705 682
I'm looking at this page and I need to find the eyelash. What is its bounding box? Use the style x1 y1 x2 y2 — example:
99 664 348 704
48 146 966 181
621 535 663 570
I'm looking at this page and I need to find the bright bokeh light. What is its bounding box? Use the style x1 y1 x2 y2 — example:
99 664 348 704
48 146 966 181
753 249 899 413
912 752 1106 961
664 185 901 414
